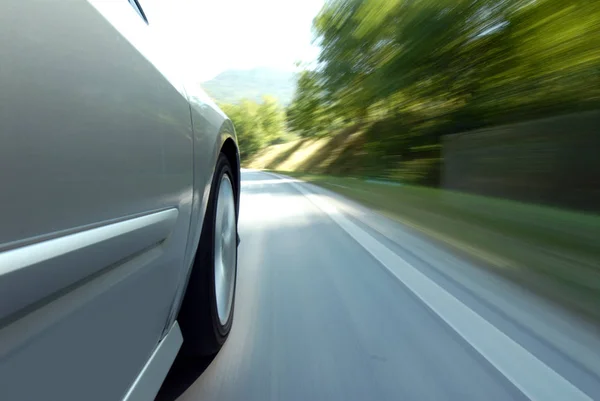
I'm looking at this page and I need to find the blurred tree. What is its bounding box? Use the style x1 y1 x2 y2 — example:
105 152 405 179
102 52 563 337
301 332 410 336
257 96 286 144
220 98 287 161
286 71 331 137
285 0 600 183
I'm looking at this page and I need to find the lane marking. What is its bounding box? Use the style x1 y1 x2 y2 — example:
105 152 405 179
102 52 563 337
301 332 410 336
280 174 592 401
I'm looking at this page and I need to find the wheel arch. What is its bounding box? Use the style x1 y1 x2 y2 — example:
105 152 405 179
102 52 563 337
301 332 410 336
161 116 240 339
219 137 240 221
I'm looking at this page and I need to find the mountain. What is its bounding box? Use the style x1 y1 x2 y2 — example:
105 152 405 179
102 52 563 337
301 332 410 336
201 68 296 105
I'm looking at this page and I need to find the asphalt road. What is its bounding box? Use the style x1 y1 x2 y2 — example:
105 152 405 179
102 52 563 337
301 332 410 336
158 170 600 401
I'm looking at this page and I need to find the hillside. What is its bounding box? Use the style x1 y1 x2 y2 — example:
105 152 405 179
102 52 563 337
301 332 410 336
246 127 366 175
202 68 296 105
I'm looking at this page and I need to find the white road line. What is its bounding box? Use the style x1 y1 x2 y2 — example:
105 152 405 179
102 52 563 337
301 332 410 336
283 175 592 401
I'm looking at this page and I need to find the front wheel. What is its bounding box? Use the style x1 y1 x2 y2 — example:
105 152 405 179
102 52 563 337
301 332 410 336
178 153 238 356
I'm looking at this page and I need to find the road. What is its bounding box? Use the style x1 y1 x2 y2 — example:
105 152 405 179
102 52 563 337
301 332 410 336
159 169 600 401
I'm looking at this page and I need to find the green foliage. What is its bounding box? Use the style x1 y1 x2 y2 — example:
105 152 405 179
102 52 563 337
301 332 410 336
220 97 287 161
285 0 600 185
286 71 331 137
257 96 286 144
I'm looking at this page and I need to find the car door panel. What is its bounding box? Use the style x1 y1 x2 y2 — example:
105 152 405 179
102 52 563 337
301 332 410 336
0 209 178 322
0 235 177 401
0 0 194 399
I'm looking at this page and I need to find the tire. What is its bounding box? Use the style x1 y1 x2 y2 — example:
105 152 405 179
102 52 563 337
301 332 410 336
178 153 238 356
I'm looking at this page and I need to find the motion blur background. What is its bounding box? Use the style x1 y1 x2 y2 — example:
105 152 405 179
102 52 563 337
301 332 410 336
204 0 599 323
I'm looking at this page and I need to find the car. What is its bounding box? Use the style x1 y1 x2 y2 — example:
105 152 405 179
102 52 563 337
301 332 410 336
0 0 240 400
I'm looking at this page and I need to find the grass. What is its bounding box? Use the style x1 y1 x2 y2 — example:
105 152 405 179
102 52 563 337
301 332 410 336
274 171 600 321
246 126 367 175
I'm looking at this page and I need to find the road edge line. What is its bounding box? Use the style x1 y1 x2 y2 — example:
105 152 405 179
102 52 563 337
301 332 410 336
271 172 592 401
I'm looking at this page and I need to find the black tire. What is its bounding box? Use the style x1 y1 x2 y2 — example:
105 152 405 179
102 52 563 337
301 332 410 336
178 153 238 356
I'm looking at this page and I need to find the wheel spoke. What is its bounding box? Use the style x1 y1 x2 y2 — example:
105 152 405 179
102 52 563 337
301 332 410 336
214 174 236 326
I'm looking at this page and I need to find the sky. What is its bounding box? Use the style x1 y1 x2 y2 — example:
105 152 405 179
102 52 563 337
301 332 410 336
142 0 324 82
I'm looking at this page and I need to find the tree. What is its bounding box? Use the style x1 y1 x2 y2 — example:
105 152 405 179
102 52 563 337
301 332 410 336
286 71 332 137
220 98 287 161
257 96 286 144
285 0 600 184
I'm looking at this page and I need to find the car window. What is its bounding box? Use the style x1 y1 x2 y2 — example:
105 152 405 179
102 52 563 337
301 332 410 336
127 0 148 24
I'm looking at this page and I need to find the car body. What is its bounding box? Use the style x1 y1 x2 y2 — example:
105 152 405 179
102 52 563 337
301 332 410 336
0 1 240 400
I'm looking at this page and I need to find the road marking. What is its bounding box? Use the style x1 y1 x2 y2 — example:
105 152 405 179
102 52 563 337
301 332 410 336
325 182 354 190
282 175 592 401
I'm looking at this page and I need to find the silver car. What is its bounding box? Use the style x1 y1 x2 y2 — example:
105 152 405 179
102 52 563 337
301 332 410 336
0 1 240 400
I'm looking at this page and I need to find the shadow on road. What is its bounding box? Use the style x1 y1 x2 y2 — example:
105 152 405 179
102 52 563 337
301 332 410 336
155 352 215 401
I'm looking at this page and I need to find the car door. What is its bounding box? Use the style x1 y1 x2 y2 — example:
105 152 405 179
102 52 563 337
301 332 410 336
0 0 194 399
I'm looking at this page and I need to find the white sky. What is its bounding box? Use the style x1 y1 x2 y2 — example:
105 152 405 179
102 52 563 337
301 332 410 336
142 0 324 82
